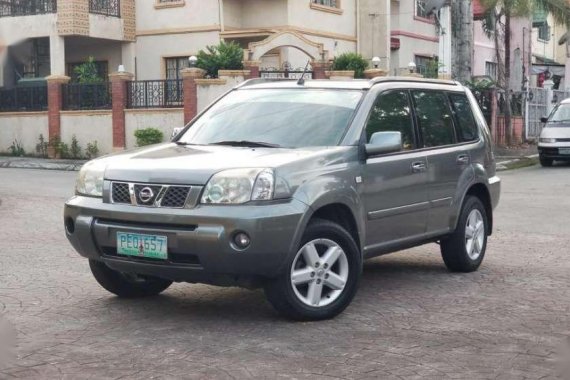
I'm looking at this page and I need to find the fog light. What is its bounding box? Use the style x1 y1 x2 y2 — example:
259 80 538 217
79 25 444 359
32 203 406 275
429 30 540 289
233 232 251 249
65 217 75 234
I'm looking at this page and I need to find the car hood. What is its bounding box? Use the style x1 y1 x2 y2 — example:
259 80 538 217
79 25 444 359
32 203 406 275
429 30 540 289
541 124 570 138
100 143 343 185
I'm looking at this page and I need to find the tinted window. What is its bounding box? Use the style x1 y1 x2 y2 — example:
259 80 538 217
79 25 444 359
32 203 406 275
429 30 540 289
366 90 415 150
449 94 479 141
178 89 363 148
412 91 455 147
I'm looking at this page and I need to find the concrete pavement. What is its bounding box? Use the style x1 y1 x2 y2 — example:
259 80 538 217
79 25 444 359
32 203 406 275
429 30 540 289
0 165 569 379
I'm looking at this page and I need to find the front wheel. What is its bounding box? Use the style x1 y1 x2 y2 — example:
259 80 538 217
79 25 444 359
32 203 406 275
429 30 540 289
440 196 488 273
264 219 362 321
540 156 553 167
89 260 172 298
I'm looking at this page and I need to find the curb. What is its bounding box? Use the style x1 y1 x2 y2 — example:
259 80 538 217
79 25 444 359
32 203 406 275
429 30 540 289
0 159 85 171
496 154 539 172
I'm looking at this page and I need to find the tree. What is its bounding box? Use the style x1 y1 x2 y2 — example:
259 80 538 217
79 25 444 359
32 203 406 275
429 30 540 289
480 0 570 145
451 0 474 83
196 41 244 78
73 56 102 84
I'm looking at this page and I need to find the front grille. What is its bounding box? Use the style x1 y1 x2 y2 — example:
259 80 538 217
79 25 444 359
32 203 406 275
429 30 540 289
161 186 191 208
109 182 194 208
556 138 570 142
112 182 130 204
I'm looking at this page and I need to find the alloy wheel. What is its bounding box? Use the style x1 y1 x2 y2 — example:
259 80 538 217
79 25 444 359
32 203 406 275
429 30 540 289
465 209 485 260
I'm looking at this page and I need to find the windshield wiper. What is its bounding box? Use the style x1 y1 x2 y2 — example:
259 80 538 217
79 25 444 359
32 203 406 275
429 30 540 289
209 140 281 148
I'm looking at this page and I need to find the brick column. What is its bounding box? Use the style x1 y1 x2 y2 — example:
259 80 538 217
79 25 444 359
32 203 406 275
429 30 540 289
46 75 70 158
109 71 134 151
311 61 330 80
243 60 261 79
181 67 206 124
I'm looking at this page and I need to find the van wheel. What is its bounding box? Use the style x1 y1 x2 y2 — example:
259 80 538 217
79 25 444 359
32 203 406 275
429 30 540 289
89 260 172 298
440 196 488 273
540 156 553 167
264 219 362 321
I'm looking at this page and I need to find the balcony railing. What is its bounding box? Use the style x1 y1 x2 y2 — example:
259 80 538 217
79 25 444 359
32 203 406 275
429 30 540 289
89 0 120 17
0 86 48 112
62 82 112 111
127 80 183 109
0 0 56 17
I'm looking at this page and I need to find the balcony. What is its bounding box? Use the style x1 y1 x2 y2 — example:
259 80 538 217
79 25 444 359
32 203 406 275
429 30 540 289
89 0 120 17
0 0 56 17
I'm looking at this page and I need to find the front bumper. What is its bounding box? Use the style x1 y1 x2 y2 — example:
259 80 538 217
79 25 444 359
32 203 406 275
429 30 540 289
64 196 308 285
538 145 570 160
488 175 501 210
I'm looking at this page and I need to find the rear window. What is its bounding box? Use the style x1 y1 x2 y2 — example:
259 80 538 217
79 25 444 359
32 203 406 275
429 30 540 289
449 93 479 142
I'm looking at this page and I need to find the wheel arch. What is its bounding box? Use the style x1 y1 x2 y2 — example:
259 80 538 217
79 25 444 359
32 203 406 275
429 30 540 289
457 182 494 235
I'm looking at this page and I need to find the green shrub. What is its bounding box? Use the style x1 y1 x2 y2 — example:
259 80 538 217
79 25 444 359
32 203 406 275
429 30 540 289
196 41 244 78
85 141 100 159
74 56 103 84
9 140 25 157
135 128 164 147
35 134 48 158
57 142 70 159
331 53 369 79
70 135 82 159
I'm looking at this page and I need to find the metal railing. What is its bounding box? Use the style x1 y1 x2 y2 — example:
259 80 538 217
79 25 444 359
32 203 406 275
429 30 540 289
127 80 183 109
0 0 56 17
0 86 48 112
62 82 112 111
89 0 120 17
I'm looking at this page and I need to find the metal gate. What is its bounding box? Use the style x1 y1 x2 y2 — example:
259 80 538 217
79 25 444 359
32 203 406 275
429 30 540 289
259 62 313 80
527 87 550 139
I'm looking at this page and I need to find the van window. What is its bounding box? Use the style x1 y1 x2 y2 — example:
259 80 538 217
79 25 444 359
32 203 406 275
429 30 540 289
412 91 455 147
366 90 415 150
449 93 479 141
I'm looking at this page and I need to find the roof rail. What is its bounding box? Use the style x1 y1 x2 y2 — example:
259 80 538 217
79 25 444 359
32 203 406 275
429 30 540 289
369 76 460 86
236 78 296 89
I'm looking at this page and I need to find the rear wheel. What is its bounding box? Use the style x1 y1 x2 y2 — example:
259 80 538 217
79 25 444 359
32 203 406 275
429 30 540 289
440 196 488 273
264 219 361 321
89 260 172 298
540 156 553 167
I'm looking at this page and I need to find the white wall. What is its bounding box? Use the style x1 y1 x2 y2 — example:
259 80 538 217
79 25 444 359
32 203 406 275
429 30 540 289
0 113 48 153
89 14 124 41
197 74 245 112
125 109 184 149
60 112 113 155
65 37 123 77
137 0 220 31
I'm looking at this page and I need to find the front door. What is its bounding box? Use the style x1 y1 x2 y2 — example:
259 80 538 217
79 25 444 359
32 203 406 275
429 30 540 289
361 89 429 253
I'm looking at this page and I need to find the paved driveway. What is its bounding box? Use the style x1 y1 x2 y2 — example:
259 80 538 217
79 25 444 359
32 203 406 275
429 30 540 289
0 164 569 379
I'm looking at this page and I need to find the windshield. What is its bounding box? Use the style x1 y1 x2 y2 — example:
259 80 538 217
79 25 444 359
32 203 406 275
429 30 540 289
177 89 363 148
548 104 570 124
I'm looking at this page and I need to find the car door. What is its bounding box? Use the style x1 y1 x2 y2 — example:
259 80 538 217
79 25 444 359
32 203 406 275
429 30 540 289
361 89 429 252
411 90 477 234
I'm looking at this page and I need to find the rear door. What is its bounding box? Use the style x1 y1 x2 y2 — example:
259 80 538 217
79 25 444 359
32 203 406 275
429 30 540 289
411 90 479 234
361 89 429 251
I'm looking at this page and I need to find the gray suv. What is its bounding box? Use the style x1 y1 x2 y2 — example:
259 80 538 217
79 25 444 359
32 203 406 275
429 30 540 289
64 77 500 320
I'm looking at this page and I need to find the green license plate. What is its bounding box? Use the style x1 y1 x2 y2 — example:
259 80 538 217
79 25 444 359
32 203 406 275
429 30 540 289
559 148 570 155
117 232 167 260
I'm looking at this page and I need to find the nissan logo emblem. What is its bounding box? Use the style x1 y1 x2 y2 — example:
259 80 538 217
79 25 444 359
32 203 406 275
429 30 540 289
138 187 154 203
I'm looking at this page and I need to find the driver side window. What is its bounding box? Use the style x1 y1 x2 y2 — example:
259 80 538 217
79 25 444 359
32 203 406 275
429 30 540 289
366 90 415 150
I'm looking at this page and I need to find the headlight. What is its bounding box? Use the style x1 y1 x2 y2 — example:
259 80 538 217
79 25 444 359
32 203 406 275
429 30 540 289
539 138 556 143
76 160 106 197
201 168 274 204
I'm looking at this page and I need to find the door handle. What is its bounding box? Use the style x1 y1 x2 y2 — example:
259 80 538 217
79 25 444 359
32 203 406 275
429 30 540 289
411 161 427 173
457 154 470 165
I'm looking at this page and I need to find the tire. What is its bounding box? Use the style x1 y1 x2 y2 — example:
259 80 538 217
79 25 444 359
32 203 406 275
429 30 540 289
440 196 488 273
89 260 172 298
264 219 362 321
540 156 553 167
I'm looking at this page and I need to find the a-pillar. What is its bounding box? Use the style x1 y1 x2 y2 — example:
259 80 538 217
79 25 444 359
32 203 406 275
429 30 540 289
311 60 330 79
243 60 261 79
181 67 206 124
109 71 134 151
46 75 70 158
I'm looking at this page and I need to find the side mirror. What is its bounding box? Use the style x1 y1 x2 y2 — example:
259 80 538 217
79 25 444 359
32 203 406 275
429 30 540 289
365 131 402 157
171 127 183 141
540 117 549 124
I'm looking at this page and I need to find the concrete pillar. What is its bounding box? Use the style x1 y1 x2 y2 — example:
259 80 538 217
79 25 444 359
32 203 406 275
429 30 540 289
46 75 70 158
49 34 65 76
121 42 136 74
311 61 329 80
181 67 206 124
109 71 134 151
243 60 261 79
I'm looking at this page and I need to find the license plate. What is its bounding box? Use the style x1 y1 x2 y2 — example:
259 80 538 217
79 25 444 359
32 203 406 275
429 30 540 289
559 148 570 155
116 232 167 260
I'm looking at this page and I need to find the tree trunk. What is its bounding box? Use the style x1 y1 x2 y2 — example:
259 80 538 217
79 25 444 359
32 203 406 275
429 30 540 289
504 12 513 145
451 0 473 83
